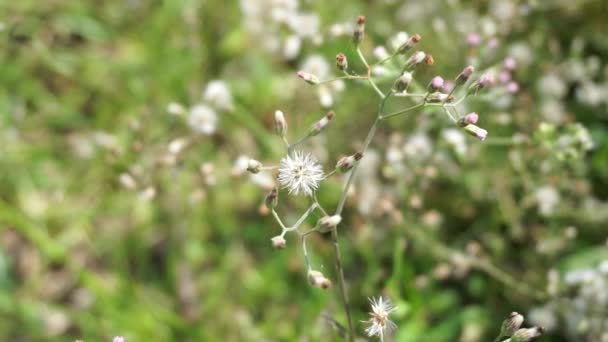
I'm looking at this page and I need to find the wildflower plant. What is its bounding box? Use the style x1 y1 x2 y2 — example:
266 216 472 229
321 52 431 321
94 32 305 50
246 15 500 341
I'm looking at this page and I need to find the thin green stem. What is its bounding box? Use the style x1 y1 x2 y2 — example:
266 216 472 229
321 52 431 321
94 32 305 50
379 102 424 121
493 334 504 342
317 75 367 85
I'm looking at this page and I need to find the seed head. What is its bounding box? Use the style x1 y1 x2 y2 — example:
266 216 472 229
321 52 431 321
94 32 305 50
278 151 324 196
364 297 398 339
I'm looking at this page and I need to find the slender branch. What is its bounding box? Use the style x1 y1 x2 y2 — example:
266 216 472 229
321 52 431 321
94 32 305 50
493 334 504 342
379 102 424 121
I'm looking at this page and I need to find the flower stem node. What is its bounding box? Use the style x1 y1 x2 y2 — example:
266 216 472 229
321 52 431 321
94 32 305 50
336 53 348 71
317 215 342 233
274 110 288 136
353 16 366 45
456 65 475 85
457 112 479 127
500 312 524 337
265 188 278 209
247 159 262 174
397 33 421 54
427 92 453 103
336 152 363 173
463 124 488 141
394 72 413 92
271 235 286 249
297 70 320 85
309 111 335 136
308 270 332 289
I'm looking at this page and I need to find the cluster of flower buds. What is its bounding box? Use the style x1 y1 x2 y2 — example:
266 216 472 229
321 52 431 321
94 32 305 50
271 235 286 249
247 159 262 173
394 72 413 92
353 16 366 45
264 187 278 209
397 34 421 54
316 215 342 233
297 70 319 85
309 111 335 136
336 53 348 71
336 152 363 173
274 110 287 137
308 270 332 289
498 312 544 342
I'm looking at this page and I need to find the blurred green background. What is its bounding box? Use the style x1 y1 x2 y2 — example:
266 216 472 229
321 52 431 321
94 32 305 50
1 0 608 341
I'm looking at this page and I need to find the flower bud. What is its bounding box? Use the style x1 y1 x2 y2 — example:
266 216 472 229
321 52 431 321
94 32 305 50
397 33 421 54
456 65 475 85
426 91 453 103
510 327 544 342
336 53 348 71
457 112 479 126
247 159 262 173
336 152 363 173
405 51 426 68
309 111 335 136
463 124 488 141
271 235 286 249
500 312 524 337
297 70 320 85
394 72 413 92
264 187 278 209
353 16 366 45
274 110 287 136
317 215 342 233
428 76 444 91
424 54 434 65
469 72 495 94
308 270 332 289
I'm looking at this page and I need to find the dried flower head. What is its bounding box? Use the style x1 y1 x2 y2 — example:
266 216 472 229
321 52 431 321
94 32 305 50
364 296 398 339
278 151 324 196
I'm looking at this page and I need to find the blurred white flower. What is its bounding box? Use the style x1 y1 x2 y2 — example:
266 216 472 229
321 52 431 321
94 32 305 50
278 151 324 196
203 80 233 111
364 296 398 339
537 73 567 98
535 185 560 216
403 133 433 161
188 104 217 135
283 35 301 60
442 128 467 156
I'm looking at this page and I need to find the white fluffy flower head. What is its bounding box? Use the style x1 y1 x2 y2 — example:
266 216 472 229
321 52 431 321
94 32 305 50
278 151 324 196
364 296 397 339
188 104 217 135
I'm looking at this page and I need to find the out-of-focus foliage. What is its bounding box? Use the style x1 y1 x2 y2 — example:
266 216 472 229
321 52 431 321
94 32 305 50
0 0 607 341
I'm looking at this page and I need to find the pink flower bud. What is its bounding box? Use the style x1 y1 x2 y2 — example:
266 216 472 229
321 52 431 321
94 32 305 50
466 33 481 46
507 81 520 94
456 65 475 85
297 70 319 85
429 76 445 91
271 235 286 249
504 57 517 70
458 112 479 126
336 53 348 71
463 124 488 141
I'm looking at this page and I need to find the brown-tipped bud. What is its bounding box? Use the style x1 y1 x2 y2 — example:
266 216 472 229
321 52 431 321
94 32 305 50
247 159 262 173
424 54 434 65
456 65 475 85
468 72 495 94
308 270 332 289
274 110 287 136
264 187 278 209
394 72 413 92
457 112 479 127
511 327 544 342
353 16 366 45
500 312 524 337
397 33 421 54
271 235 286 249
336 152 363 173
297 70 320 85
405 51 427 68
309 111 335 136
463 124 488 141
317 215 342 233
336 53 348 71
